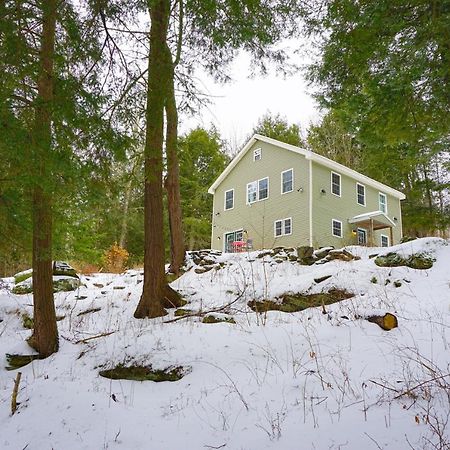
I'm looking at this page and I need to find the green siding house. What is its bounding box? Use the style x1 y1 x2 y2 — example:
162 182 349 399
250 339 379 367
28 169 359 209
208 135 405 252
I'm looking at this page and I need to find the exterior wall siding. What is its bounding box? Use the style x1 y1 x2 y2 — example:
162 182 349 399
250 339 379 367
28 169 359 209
211 138 403 251
311 162 403 247
211 141 311 251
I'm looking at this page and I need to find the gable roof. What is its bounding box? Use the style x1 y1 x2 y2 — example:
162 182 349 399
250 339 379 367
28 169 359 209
208 134 406 200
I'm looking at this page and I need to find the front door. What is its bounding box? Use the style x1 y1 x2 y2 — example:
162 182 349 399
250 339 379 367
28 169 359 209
357 228 367 246
224 229 243 252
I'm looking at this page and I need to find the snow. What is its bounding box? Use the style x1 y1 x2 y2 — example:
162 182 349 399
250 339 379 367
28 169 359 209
1 238 449 449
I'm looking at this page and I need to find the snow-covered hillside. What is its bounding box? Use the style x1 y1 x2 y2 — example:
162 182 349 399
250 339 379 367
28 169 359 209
1 238 449 449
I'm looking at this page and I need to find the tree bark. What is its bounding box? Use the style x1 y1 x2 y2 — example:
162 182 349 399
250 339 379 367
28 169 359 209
30 0 58 357
165 61 185 277
134 0 172 319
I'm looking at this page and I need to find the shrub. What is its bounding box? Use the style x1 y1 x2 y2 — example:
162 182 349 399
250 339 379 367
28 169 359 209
103 243 129 273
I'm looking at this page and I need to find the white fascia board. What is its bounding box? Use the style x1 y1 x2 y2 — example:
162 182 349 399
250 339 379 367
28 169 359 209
349 210 397 227
208 134 310 194
208 136 257 194
306 153 406 200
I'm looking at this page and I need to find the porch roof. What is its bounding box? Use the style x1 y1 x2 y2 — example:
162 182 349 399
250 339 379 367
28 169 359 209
348 211 396 230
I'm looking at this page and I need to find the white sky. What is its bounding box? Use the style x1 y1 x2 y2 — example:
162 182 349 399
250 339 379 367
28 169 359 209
179 49 320 150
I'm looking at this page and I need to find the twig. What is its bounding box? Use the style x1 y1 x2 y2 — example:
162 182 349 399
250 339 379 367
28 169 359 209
393 373 450 400
163 291 245 324
369 379 400 393
75 331 116 344
11 371 22 415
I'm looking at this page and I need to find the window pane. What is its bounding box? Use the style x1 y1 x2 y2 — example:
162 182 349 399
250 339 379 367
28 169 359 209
282 170 293 193
259 178 268 200
225 190 233 209
381 235 388 247
275 221 282 236
284 218 291 234
357 184 365 205
247 182 257 203
332 220 342 237
332 173 341 196
379 194 387 213
254 148 261 161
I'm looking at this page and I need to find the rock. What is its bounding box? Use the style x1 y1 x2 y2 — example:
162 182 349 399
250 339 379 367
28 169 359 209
314 247 333 259
53 277 80 292
375 252 433 270
394 281 402 288
202 315 236 324
297 246 314 259
367 313 398 331
93 283 104 288
314 275 332 284
53 261 79 278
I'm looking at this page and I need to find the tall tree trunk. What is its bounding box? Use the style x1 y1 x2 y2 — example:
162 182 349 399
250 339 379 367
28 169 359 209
165 62 185 276
134 0 172 319
30 0 58 357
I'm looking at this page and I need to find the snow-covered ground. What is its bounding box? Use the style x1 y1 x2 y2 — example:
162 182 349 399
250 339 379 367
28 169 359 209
0 238 449 449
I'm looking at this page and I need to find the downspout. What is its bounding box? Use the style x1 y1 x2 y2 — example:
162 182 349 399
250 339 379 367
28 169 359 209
309 158 313 246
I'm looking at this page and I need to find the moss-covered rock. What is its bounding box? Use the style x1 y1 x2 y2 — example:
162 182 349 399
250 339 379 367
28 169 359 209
6 353 43 370
248 288 354 313
375 252 433 270
99 364 188 382
174 308 192 317
22 313 33 329
12 283 33 295
202 315 236 324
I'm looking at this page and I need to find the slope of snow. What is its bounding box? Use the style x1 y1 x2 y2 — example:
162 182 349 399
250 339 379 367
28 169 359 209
0 238 449 449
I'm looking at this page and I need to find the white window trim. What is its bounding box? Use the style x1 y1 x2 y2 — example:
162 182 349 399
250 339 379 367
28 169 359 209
247 177 269 204
331 171 341 197
379 192 388 214
332 219 343 238
356 183 366 206
274 217 292 237
224 188 234 211
253 147 262 161
380 234 390 247
281 168 294 195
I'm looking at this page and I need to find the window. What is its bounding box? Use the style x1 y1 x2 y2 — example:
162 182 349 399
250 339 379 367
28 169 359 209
224 189 234 210
332 219 343 238
253 148 262 161
379 193 387 214
331 172 341 196
274 218 292 237
381 234 389 247
258 177 268 200
281 169 294 194
247 177 269 204
247 181 257 203
357 228 367 245
356 183 366 206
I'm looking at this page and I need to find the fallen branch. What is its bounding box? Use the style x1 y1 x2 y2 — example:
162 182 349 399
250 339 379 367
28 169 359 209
75 331 116 344
11 371 22 415
163 290 246 324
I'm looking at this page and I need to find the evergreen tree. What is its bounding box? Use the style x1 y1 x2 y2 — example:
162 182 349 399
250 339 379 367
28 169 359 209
304 0 450 235
253 112 304 147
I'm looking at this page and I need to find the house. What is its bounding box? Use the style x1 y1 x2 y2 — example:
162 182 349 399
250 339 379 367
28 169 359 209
208 134 405 252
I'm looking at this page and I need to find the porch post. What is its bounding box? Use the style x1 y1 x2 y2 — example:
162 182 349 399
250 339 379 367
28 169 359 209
389 226 394 245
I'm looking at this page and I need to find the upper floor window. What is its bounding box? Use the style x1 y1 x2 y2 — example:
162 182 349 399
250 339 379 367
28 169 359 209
247 177 269 204
331 172 341 196
356 183 366 206
379 193 387 214
332 219 343 238
281 169 294 194
253 148 262 161
224 189 234 210
274 217 292 237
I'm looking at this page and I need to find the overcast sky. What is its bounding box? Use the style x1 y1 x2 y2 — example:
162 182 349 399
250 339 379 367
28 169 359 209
179 48 321 150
